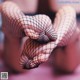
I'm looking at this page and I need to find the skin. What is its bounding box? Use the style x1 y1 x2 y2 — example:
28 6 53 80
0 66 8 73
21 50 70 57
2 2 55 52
0 1 57 71
20 6 79 71
52 28 80 73
49 0 80 73
0 0 79 72
4 0 38 13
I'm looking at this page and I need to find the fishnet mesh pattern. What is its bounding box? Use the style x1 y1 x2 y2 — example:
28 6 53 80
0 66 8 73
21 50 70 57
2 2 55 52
20 38 56 69
1 1 57 40
53 6 76 46
20 6 77 69
1 1 77 69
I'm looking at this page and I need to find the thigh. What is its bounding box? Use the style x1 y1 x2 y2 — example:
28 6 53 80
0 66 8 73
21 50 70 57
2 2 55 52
3 35 26 72
51 28 80 73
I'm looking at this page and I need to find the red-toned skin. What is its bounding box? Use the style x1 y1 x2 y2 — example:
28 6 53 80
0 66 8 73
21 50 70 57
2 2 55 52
0 1 80 73
52 28 80 73
49 0 80 72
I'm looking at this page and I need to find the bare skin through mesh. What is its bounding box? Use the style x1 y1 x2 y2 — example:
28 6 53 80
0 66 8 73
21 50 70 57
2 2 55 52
20 6 78 69
0 1 79 69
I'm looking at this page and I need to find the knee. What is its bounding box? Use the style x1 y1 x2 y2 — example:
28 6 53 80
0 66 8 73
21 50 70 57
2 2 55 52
51 47 79 73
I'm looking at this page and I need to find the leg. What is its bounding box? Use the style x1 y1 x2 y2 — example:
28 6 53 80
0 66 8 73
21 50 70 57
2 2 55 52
3 34 26 72
52 28 80 73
